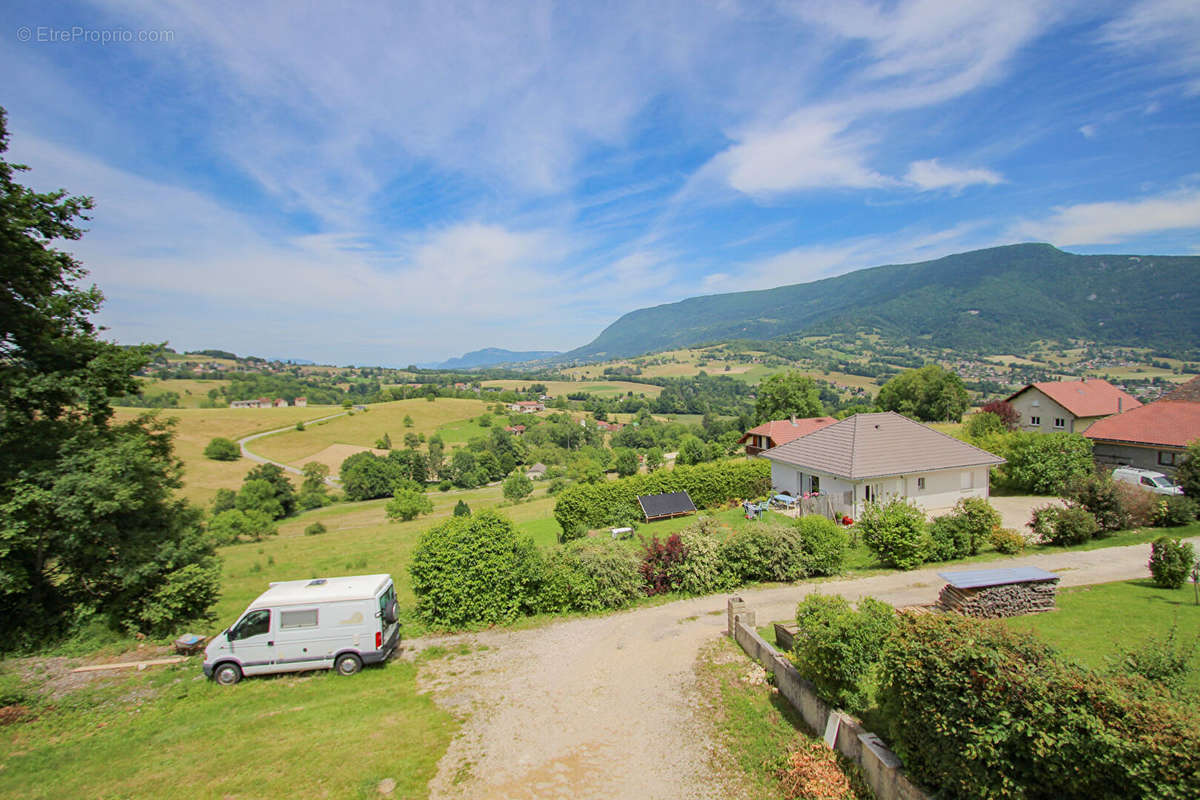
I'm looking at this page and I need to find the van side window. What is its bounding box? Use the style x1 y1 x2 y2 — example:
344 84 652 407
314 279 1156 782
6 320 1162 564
234 609 270 639
280 609 319 629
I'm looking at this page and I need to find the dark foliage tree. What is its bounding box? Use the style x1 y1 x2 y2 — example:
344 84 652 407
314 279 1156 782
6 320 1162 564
0 108 217 647
876 364 969 422
753 371 824 423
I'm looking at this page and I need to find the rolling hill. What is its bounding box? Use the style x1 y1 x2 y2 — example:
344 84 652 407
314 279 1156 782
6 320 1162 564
563 244 1200 360
425 347 562 370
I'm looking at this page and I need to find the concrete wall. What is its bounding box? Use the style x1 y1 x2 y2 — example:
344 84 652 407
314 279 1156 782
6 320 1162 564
1010 387 1076 433
727 598 929 800
1092 441 1184 475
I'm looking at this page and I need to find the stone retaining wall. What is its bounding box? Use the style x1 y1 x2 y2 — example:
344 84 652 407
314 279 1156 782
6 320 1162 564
727 596 928 800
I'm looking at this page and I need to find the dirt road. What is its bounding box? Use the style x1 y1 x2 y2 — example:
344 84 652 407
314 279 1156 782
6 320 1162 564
413 536 1197 800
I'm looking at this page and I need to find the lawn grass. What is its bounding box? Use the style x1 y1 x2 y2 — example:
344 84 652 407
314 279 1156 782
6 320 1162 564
694 637 870 800
112 404 340 506
1005 578 1200 691
434 417 491 445
134 377 232 407
0 655 456 799
251 398 489 465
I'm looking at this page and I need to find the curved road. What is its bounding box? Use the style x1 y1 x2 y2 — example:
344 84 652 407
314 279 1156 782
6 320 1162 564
412 535 1199 800
237 412 348 482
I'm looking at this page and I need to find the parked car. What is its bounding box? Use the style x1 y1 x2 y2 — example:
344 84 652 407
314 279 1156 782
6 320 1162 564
203 573 401 686
1111 467 1184 496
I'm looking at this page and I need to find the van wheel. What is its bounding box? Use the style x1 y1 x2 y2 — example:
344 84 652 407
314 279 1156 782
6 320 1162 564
214 662 242 686
335 653 362 676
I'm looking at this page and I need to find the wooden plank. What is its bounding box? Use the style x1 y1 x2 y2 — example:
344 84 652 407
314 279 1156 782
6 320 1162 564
72 656 187 673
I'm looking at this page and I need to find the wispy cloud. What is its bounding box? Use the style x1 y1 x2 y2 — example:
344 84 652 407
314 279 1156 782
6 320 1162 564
905 159 1003 192
1012 188 1200 245
1100 0 1200 95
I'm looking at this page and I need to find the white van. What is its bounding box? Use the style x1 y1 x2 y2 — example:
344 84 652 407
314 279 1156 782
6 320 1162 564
203 574 400 685
1111 467 1184 496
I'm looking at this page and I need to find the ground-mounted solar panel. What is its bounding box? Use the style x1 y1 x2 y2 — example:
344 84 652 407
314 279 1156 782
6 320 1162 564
638 491 697 521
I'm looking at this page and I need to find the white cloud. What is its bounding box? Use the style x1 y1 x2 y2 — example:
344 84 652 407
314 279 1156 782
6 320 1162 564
905 159 1003 191
1012 189 1200 245
1079 124 1097 138
1101 0 1200 95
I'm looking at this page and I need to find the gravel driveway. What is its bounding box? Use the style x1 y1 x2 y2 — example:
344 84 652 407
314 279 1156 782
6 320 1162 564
412 534 1197 799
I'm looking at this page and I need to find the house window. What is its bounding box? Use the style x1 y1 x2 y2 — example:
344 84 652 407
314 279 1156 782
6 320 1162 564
864 484 874 503
961 470 974 490
1053 418 1066 429
809 475 820 494
1158 451 1179 466
1031 399 1040 407
280 609 318 629
1029 416 1041 426
916 477 926 490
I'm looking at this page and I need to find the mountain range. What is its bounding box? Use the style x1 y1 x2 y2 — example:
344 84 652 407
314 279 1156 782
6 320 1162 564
561 243 1200 361
422 347 562 370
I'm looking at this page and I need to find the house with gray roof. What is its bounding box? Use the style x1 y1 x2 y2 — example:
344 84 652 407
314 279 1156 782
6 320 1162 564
762 412 1005 519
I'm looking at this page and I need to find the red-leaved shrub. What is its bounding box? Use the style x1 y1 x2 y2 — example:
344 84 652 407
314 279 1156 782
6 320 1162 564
639 534 687 595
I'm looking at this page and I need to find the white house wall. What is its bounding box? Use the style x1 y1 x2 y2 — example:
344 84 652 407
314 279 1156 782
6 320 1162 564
769 463 991 518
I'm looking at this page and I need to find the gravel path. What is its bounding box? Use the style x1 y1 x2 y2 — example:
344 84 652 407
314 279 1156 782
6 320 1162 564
413 535 1198 800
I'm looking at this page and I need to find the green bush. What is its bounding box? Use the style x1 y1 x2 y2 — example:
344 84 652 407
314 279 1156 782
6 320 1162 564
1029 503 1061 541
669 523 734 595
203 437 240 461
553 459 770 540
1046 505 1099 546
303 521 327 536
546 477 568 495
1148 537 1195 589
1066 474 1131 533
1113 481 1160 527
207 508 277 545
952 496 1001 553
719 524 806 584
997 431 1094 494
792 594 895 711
927 514 972 561
409 511 543 627
879 613 1200 800
538 538 643 612
386 489 434 522
793 515 849 576
452 499 471 517
437 479 453 492
1155 496 1198 527
126 562 220 637
989 527 1027 554
502 472 534 502
858 498 931 569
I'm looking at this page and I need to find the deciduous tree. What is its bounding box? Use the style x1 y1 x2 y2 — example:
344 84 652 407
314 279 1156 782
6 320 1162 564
754 371 824 423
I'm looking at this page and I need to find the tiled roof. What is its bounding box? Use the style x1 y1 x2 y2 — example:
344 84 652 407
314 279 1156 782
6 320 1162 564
763 412 1005 480
1006 379 1140 418
738 417 838 447
1084 381 1200 448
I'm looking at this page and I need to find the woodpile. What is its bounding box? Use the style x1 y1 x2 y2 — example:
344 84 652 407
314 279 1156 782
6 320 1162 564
939 578 1059 618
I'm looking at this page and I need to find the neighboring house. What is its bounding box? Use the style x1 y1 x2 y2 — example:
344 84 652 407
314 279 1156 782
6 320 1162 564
1084 376 1200 474
505 425 526 435
738 416 838 457
294 396 307 407
257 397 272 408
762 412 1005 519
510 400 545 413
526 462 548 479
1005 379 1140 434
273 398 289 408
229 399 258 409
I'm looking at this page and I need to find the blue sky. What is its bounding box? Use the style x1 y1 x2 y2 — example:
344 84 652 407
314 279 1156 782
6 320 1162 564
3 0 1199 366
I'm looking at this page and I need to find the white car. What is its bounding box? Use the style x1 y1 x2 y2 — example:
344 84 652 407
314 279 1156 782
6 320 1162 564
203 574 401 685
1111 467 1184 496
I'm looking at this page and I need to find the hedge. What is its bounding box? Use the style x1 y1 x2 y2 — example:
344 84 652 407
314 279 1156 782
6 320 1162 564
879 613 1200 800
553 458 770 539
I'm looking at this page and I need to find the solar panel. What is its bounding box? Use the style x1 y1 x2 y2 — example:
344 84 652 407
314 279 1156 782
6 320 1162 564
937 567 1059 589
638 491 697 521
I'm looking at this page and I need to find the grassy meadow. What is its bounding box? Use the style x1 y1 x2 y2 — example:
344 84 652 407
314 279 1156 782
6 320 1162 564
112 404 339 506
478 378 662 398
250 398 489 466
134 377 232 407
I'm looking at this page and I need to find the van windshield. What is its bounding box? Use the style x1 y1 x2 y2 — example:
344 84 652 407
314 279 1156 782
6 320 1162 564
1151 476 1175 488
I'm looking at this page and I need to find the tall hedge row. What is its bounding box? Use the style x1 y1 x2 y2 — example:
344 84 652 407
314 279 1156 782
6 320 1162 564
879 613 1200 800
553 459 770 538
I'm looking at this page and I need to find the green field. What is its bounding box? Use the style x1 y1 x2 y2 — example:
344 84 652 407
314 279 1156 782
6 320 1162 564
112 404 340 506
0 653 455 799
479 379 662 398
134 377 232 407
249 398 489 465
1006 578 1200 691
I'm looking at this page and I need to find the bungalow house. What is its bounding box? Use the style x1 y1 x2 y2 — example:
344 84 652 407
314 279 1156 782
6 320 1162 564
526 462 548 480
273 398 289 408
505 425 526 436
1084 376 1200 474
229 399 258 409
762 412 1005 519
256 397 272 408
294 396 307 407
738 416 838 457
510 400 545 413
1005 379 1140 434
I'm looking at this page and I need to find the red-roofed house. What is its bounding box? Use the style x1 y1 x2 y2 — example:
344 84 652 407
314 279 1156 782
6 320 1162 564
1085 376 1200 474
738 416 838 457
505 425 526 436
1005 379 1140 434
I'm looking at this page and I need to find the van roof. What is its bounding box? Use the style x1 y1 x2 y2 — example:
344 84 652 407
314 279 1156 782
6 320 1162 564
250 574 392 608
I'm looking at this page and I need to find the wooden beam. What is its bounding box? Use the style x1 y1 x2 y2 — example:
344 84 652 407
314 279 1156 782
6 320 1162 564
71 656 188 673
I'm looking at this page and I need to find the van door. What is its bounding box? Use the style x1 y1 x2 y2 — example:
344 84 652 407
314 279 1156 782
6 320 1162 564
229 608 276 675
275 607 331 671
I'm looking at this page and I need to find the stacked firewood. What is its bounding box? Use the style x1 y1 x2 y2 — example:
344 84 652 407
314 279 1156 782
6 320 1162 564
938 579 1059 618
